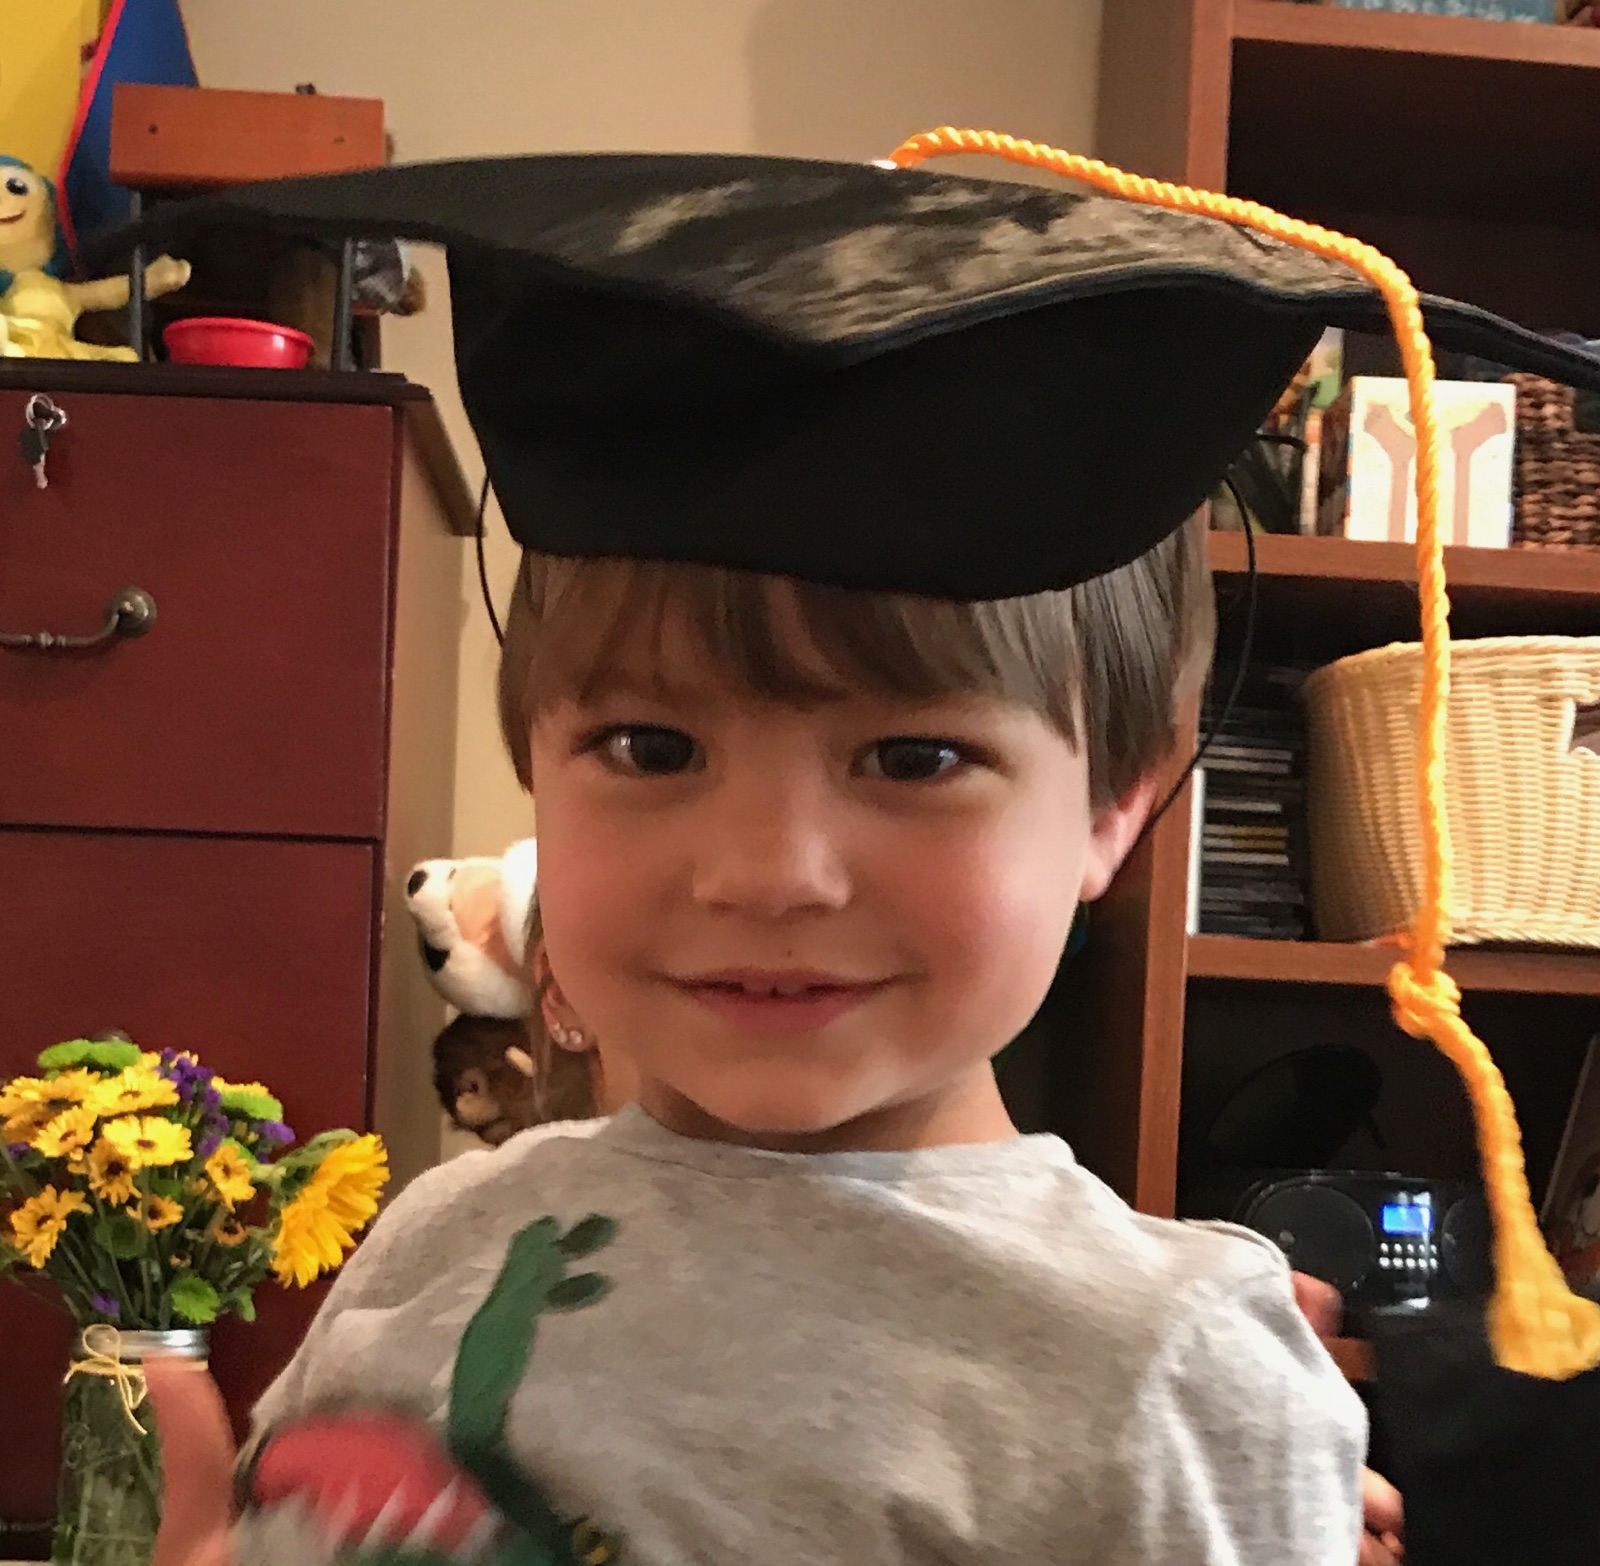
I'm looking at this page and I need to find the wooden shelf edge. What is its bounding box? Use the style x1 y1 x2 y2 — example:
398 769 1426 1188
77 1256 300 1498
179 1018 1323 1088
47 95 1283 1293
1327 1336 1376 1383
1187 934 1600 995
1233 0 1600 71
1207 529 1600 597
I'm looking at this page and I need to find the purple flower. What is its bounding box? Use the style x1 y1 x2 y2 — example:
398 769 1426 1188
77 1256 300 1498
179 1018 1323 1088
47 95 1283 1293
194 1111 229 1160
257 1121 294 1148
4 1143 29 1160
199 1085 222 1113
159 1050 216 1103
89 1293 120 1320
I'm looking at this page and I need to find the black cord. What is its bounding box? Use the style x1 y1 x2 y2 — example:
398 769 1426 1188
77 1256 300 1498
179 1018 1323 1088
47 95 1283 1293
474 473 504 647
1139 490 1259 844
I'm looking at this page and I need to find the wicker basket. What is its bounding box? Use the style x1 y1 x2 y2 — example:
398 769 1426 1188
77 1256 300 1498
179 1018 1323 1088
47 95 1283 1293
1303 637 1600 945
1508 373 1600 550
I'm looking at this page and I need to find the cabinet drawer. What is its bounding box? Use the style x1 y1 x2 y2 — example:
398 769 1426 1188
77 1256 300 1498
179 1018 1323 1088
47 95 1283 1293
0 829 378 1526
0 392 395 837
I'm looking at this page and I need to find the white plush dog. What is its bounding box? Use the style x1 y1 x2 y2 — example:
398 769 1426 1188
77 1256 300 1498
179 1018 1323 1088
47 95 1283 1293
402 838 539 1019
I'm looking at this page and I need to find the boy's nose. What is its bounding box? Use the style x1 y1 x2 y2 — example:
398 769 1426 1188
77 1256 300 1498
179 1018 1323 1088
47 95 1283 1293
689 786 851 917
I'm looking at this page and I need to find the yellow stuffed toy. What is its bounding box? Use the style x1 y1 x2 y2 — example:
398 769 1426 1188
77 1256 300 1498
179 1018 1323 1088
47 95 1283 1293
0 155 189 361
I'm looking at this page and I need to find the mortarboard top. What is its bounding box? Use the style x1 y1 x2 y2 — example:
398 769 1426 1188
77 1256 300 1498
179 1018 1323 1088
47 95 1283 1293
113 130 1600 1564
105 148 1600 602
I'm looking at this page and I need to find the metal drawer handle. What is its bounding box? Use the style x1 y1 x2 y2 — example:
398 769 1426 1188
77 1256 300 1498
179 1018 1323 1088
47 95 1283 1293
0 587 157 651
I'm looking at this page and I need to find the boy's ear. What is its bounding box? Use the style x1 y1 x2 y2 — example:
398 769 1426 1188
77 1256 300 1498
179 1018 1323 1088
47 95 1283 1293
1077 774 1161 903
534 942 590 1052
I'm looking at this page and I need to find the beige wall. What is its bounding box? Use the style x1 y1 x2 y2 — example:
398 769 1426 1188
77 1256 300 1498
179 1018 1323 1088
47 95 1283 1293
182 0 1103 857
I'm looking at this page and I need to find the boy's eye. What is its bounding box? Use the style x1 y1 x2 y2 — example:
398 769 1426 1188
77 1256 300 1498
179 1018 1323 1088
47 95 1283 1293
596 725 701 776
860 738 967 782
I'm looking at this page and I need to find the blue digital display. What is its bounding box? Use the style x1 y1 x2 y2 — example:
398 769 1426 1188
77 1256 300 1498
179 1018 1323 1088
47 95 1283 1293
1381 1202 1432 1236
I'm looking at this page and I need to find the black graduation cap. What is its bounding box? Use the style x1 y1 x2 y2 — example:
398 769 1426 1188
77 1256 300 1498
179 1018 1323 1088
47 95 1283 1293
103 152 1600 600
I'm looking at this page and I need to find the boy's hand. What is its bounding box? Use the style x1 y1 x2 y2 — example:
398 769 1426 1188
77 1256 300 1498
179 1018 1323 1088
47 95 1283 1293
146 1357 238 1566
1360 1467 1405 1565
1291 1271 1343 1338
1291 1273 1405 1565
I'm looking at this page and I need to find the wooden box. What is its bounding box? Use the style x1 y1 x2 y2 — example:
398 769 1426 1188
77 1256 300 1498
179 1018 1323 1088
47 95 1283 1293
109 83 385 191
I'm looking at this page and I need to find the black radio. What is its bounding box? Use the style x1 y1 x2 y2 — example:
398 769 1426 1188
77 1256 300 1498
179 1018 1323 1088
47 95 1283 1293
1232 1171 1493 1324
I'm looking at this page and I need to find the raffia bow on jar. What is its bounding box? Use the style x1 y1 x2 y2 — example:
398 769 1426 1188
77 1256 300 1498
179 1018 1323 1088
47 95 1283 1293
55 1326 208 1566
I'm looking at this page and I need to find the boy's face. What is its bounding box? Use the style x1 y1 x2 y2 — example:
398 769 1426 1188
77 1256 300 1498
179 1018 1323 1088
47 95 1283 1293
529 599 1152 1152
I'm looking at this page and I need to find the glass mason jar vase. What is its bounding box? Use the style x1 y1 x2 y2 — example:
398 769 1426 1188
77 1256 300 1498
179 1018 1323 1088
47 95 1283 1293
53 1327 208 1566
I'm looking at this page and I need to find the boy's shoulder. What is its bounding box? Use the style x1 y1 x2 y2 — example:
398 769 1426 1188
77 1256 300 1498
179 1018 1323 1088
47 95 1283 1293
383 1115 613 1223
1006 1137 1296 1292
346 1117 614 1279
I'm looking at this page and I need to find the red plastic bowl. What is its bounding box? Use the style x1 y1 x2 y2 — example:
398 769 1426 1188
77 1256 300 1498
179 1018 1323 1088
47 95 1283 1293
164 316 314 369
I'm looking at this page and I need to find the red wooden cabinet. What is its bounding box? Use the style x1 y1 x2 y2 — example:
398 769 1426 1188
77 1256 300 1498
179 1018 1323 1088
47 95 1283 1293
0 366 462 1545
0 392 395 837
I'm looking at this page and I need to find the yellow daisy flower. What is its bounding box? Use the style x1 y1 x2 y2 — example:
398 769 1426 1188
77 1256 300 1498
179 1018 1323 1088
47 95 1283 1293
31 1105 99 1162
271 1135 388 1287
8 1186 89 1267
204 1143 256 1208
212 1078 270 1099
134 1193 183 1232
0 1077 51 1119
101 1115 192 1171
88 1067 179 1119
214 1215 251 1247
3 1099 58 1148
1 1069 101 1118
85 1138 138 1206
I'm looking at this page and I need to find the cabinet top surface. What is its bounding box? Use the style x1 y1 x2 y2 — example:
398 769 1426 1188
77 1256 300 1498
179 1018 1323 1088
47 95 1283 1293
0 362 431 407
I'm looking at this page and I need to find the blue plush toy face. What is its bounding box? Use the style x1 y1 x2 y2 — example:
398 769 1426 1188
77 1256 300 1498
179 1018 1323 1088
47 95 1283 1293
0 160 64 281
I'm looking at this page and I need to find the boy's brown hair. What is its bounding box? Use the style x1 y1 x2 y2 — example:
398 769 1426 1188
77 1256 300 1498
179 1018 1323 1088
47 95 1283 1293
498 518 1213 810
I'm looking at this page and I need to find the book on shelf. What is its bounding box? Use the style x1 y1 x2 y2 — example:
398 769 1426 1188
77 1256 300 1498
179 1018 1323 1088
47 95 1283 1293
1195 662 1315 942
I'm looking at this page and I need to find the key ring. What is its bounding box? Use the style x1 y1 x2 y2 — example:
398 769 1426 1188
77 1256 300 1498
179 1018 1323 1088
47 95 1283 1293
23 394 67 436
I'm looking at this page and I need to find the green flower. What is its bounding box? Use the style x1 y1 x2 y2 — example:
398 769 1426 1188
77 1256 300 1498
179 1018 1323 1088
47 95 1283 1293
36 1039 142 1075
217 1087 284 1122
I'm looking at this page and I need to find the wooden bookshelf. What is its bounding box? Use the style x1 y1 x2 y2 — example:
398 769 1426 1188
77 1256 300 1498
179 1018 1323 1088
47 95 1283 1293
1099 0 1600 333
1231 0 1600 63
1209 530 1600 603
1189 935 1600 996
1208 531 1600 653
1081 2 1600 1260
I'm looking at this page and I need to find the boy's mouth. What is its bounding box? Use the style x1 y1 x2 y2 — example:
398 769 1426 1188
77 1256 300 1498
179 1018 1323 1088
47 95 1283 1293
672 970 887 1035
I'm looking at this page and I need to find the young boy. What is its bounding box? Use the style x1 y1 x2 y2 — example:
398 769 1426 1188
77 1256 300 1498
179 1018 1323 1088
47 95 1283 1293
126 148 1596 1566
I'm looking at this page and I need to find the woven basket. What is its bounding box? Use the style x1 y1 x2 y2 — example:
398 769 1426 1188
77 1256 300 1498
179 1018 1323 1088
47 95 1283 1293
1303 637 1600 945
1508 373 1600 550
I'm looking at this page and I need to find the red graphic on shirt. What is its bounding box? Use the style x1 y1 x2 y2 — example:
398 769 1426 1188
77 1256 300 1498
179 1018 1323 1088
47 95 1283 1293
245 1410 498 1556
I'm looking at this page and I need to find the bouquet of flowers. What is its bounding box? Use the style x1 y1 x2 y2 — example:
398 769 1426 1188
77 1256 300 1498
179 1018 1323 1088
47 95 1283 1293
1 1036 387 1325
0 1037 388 1566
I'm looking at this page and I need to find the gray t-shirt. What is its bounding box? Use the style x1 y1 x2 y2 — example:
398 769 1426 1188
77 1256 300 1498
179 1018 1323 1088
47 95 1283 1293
254 1106 1365 1564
